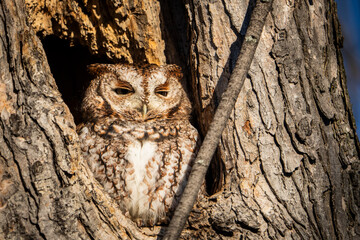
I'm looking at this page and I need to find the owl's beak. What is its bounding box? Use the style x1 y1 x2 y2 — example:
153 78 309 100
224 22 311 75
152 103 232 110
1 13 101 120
142 104 148 119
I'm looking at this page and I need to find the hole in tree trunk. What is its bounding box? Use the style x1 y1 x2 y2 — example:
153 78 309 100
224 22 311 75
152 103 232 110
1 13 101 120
40 36 111 124
40 34 225 196
206 149 226 195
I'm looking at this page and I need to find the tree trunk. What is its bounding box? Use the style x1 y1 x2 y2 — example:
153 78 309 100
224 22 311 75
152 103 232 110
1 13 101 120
0 0 359 239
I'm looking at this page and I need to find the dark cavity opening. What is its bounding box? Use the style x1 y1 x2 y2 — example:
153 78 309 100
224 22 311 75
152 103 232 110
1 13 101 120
41 36 110 124
206 150 226 195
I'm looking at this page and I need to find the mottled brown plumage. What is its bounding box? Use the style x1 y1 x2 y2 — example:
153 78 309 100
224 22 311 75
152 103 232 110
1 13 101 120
78 64 199 226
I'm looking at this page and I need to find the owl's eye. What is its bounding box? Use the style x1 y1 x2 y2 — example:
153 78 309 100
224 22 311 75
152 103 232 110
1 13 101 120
156 90 169 97
114 88 134 95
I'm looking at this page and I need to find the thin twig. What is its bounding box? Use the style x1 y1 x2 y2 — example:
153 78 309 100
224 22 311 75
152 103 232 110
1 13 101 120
163 0 274 239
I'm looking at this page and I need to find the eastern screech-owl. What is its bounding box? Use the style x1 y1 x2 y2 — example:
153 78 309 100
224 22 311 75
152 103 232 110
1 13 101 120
77 63 199 226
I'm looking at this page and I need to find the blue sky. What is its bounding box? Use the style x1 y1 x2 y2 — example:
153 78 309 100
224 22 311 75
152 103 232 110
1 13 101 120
336 1 360 131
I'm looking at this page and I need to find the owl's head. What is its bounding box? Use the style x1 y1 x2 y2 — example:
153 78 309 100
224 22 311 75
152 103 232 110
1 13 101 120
81 64 192 122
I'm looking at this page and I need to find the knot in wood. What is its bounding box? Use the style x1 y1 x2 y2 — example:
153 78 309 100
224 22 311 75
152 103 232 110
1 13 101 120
31 161 44 176
296 117 313 142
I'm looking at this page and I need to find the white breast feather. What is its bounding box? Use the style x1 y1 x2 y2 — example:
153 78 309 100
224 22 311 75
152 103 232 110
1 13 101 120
124 140 157 217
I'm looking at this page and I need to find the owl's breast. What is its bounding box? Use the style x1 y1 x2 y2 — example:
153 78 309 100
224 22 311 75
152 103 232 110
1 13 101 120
106 122 180 142
122 138 162 222
78 120 199 226
124 140 157 186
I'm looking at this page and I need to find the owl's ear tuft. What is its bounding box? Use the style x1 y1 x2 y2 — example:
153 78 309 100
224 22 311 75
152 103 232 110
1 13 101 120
165 64 183 80
87 64 111 76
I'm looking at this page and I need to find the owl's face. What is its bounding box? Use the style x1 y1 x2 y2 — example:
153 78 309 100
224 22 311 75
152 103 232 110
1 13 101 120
82 64 191 122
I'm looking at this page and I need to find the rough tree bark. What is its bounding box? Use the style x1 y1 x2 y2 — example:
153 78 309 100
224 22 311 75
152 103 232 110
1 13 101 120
0 0 359 240
164 1 274 238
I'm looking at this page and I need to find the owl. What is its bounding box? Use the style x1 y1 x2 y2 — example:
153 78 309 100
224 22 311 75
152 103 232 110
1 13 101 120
77 63 199 226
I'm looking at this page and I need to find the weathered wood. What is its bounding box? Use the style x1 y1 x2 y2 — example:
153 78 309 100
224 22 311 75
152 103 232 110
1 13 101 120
0 0 359 239
25 0 166 64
